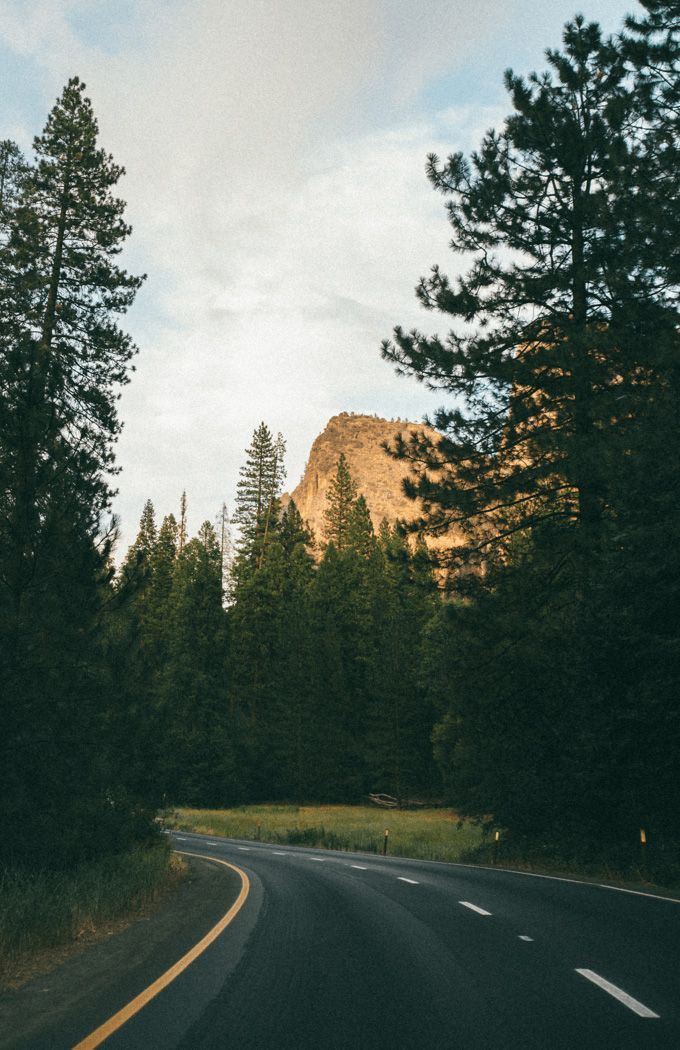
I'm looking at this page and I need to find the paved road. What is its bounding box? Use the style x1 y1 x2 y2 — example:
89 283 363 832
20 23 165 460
19 832 680 1048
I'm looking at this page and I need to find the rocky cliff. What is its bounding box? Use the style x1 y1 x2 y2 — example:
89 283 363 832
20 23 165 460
286 412 444 547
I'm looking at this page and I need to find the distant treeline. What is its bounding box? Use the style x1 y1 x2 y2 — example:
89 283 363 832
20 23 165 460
120 436 441 808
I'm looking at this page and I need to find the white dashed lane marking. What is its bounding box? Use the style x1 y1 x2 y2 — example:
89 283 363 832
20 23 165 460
518 935 534 942
397 877 419 885
272 851 287 855
351 865 367 870
308 857 325 862
576 969 660 1018
459 901 492 916
237 847 251 851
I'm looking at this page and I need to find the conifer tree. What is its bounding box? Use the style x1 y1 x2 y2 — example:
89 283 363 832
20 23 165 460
623 1 679 286
347 495 376 559
0 140 27 247
178 491 188 552
109 502 166 805
274 431 286 485
154 513 178 564
231 530 317 799
0 78 145 868
410 535 437 597
309 543 370 799
272 500 317 797
6 78 143 530
381 11 680 858
139 500 159 551
279 499 312 554
362 524 439 800
233 423 278 540
232 424 286 580
382 17 675 566
160 521 235 804
120 500 157 580
258 431 286 558
216 501 233 599
2 76 144 646
147 513 178 648
323 454 358 551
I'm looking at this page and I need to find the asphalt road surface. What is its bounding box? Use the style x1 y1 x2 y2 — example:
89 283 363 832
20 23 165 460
13 831 680 1048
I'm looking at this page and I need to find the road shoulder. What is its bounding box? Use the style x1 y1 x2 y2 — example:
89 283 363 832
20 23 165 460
0 857 244 1050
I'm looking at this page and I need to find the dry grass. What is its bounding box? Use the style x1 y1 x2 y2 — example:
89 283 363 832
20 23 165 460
166 804 484 862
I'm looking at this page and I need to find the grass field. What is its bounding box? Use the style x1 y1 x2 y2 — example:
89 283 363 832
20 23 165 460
165 806 680 893
0 843 184 988
167 804 485 862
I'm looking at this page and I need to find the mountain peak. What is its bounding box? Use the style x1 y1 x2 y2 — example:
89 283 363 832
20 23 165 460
286 413 439 547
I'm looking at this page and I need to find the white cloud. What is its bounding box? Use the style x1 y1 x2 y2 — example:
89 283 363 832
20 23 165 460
114 113 481 548
3 0 578 549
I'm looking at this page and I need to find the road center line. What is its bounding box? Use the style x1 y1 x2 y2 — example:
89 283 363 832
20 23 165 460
575 969 659 1018
308 857 325 862
518 935 534 942
351 865 367 870
72 853 250 1049
272 851 287 855
459 901 492 916
237 846 251 851
397 877 419 884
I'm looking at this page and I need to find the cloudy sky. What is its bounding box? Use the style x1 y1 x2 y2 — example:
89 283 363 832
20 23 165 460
1 0 632 551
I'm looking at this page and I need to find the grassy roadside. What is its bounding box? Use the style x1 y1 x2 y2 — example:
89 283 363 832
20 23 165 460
166 805 680 896
0 842 186 989
462 839 680 895
166 804 485 861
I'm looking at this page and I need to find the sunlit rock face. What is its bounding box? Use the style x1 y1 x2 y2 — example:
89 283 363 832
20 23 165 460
285 412 456 553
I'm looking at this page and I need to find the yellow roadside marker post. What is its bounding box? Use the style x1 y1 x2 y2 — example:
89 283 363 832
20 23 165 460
640 828 647 876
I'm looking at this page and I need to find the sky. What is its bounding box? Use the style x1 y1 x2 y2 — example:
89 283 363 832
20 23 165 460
0 0 634 553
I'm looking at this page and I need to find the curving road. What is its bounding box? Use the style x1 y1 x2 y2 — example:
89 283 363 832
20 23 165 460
14 831 680 1048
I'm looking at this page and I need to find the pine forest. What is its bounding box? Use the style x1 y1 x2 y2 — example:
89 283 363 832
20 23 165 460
1 1 679 896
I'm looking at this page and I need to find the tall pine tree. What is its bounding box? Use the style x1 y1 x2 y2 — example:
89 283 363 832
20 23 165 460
382 11 680 862
232 423 286 579
382 16 675 568
324 453 358 551
0 78 146 868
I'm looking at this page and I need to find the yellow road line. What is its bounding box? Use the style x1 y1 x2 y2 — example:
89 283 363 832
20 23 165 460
72 852 250 1050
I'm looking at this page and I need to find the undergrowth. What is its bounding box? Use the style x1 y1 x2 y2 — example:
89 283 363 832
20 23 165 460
0 842 183 987
459 838 680 893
